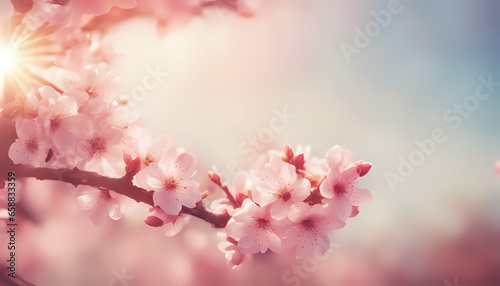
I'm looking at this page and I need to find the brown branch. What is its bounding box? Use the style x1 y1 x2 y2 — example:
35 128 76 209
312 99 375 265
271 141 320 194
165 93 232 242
12 165 230 228
0 117 230 228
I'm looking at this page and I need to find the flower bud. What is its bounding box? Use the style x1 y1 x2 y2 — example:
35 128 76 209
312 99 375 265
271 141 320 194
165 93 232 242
144 216 164 227
290 153 306 171
235 192 249 204
123 151 133 165
201 191 209 199
208 171 222 187
283 144 294 162
355 161 372 177
125 157 141 176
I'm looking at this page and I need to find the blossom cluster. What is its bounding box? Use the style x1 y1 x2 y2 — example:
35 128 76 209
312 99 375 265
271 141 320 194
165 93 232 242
213 145 372 266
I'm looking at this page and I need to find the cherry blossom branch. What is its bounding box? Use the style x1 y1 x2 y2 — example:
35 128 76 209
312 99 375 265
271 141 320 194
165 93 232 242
0 117 230 228
12 165 230 228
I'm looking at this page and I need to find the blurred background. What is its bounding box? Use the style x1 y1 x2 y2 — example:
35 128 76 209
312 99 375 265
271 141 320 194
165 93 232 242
4 0 500 285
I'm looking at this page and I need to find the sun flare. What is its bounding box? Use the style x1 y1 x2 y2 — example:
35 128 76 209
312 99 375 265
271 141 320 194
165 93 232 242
0 44 16 73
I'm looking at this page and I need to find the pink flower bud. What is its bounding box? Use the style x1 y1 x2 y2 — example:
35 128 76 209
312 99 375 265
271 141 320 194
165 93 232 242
208 171 222 187
290 153 306 171
235 192 249 204
201 191 209 199
125 157 141 176
284 144 294 161
355 161 372 177
123 151 133 165
144 216 164 227
226 236 238 245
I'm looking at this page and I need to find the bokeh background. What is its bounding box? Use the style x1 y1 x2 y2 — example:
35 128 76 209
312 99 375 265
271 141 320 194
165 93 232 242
3 0 500 285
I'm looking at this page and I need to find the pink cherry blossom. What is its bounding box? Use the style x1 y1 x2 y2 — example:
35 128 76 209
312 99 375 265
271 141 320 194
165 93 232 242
142 153 201 215
225 199 287 254
134 134 182 187
138 135 180 167
37 86 90 151
9 118 52 167
285 202 345 258
75 117 124 176
76 186 122 225
218 236 245 268
145 207 187 237
251 157 311 220
73 64 120 109
319 165 372 221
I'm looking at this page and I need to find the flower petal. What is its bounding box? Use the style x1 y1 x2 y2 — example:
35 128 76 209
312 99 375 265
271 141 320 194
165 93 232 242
334 197 351 221
270 199 290 220
341 165 359 184
16 119 38 140
288 202 309 222
153 190 181 215
90 202 108 225
145 164 167 190
175 153 197 179
319 179 334 199
226 221 249 240
325 145 342 169
108 201 121 220
347 187 372 206
175 182 201 208
265 230 282 253
8 141 28 165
